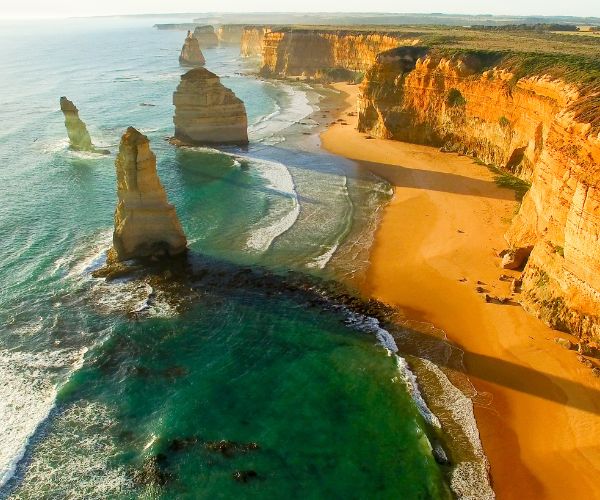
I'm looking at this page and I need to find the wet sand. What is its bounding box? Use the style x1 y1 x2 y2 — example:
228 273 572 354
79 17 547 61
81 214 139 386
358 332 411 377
321 82 600 499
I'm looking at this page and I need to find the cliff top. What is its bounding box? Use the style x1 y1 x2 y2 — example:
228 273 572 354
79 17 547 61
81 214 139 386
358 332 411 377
261 24 600 60
377 45 600 89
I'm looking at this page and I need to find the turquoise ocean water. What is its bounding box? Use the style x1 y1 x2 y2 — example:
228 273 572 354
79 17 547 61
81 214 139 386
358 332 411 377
0 17 490 499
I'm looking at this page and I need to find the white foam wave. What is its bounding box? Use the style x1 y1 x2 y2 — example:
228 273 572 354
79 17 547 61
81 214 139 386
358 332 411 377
306 242 339 270
306 176 352 270
394 356 442 429
40 138 69 154
39 138 109 159
244 158 300 252
344 312 440 428
249 81 314 142
9 401 132 499
0 347 88 489
64 229 112 279
420 358 494 499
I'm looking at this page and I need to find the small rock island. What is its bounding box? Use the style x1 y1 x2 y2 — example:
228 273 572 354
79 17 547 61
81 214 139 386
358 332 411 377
59 96 108 154
172 68 249 146
107 127 187 263
179 30 205 66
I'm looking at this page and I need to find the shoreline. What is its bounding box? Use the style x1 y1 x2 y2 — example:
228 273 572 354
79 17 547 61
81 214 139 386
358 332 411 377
321 82 600 499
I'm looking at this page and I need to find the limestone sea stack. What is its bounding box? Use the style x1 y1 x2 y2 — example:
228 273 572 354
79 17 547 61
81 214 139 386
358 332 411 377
59 97 108 153
172 68 248 146
108 127 187 263
179 31 205 66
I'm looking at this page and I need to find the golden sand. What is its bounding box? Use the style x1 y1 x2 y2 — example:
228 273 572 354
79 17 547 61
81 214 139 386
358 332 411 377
321 82 600 499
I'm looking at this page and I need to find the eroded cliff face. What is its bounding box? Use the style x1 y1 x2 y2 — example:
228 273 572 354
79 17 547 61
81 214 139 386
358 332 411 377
240 26 272 58
172 68 248 146
258 29 419 79
358 47 600 340
179 31 205 66
109 127 187 263
216 25 245 45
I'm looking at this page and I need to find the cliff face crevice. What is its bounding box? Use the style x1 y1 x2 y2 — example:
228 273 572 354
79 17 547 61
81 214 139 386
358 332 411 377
242 28 419 78
358 47 600 340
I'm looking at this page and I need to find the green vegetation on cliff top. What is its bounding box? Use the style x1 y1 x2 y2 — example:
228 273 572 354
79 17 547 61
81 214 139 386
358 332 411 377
275 24 600 86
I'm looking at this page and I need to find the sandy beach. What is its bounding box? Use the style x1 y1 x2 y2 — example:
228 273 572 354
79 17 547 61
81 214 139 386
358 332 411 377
321 83 600 499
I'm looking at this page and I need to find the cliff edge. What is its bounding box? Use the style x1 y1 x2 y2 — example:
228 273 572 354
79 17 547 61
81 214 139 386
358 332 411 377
357 46 600 341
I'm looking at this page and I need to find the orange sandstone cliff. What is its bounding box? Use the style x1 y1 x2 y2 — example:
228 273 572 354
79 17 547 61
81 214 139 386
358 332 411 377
242 27 418 78
240 26 272 58
357 46 600 341
216 24 245 45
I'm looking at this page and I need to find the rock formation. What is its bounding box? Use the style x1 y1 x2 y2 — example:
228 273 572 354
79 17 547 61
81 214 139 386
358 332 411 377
172 68 248 146
193 25 218 48
108 127 187 263
216 25 245 45
357 46 600 341
59 97 108 153
240 26 272 58
179 31 205 66
255 28 418 79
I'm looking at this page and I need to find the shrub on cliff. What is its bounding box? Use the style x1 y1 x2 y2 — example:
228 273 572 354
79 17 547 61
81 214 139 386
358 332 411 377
446 88 466 107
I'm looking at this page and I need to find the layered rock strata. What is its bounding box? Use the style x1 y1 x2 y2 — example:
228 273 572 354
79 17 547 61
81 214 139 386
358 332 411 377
172 68 248 146
240 26 272 58
108 127 187 263
179 31 205 66
59 96 107 153
357 46 600 340
257 28 419 78
193 25 218 48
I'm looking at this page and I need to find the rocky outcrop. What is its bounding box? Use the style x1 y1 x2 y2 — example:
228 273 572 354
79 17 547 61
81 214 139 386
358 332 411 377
59 97 108 153
240 26 272 58
193 25 218 48
179 31 205 66
257 28 419 79
108 127 187 263
216 25 245 45
172 68 248 146
357 46 600 340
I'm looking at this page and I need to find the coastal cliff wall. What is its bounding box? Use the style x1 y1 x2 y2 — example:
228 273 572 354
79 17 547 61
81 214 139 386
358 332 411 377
216 25 245 45
193 26 218 48
257 29 419 78
357 46 600 340
240 26 272 58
